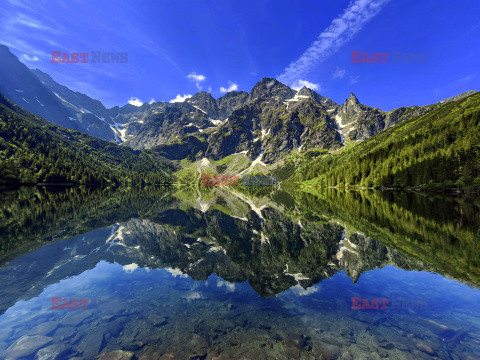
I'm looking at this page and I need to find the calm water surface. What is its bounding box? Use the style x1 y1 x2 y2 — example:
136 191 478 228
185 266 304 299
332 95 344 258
0 186 479 359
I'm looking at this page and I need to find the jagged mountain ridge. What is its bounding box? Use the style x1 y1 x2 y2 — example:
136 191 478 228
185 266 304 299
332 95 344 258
102 78 478 164
1 45 477 163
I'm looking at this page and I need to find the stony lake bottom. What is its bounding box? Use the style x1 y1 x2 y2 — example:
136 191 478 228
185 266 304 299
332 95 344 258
0 186 479 360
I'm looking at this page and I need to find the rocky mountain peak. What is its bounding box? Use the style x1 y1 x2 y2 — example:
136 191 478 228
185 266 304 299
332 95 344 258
188 91 214 101
186 91 219 117
297 86 315 97
247 78 295 103
348 92 360 105
439 90 479 104
0 45 15 58
216 91 249 119
296 87 339 109
338 93 362 115
218 90 248 100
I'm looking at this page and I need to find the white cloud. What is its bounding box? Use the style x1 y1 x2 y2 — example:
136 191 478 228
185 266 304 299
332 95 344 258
220 81 238 93
333 66 346 79
149 98 155 104
350 76 360 84
278 0 391 85
291 79 320 91
187 72 206 82
170 94 192 103
21 54 40 61
128 97 143 107
187 72 206 90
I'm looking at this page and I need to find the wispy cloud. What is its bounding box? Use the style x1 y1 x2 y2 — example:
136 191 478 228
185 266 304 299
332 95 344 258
12 13 61 33
220 81 238 93
350 75 360 84
170 94 192 103
21 54 40 61
333 66 346 79
128 97 143 106
278 0 390 86
291 79 320 91
454 73 478 85
187 72 206 90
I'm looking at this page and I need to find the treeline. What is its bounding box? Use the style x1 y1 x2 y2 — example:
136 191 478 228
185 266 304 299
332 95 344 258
0 94 176 185
292 93 480 190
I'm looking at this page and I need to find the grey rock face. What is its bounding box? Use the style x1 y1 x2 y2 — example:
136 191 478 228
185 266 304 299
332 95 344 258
216 91 249 119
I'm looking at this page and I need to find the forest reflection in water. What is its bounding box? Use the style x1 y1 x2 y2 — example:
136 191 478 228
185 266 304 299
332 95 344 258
0 185 479 359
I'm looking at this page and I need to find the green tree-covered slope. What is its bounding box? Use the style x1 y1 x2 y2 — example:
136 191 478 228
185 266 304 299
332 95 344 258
0 93 175 185
291 93 480 190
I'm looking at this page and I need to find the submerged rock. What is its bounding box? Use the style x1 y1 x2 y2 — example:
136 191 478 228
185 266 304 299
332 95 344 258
159 353 183 360
79 332 104 359
416 341 435 355
283 333 306 349
6 335 52 358
146 313 167 327
98 350 134 360
28 321 60 336
61 310 92 326
34 343 70 360
312 342 341 360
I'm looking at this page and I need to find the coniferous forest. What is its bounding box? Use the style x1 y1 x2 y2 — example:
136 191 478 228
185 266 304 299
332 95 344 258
291 93 480 191
0 94 175 186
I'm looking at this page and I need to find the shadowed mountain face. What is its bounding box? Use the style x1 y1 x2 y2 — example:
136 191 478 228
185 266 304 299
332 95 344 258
31 69 120 141
1 186 479 317
0 46 79 131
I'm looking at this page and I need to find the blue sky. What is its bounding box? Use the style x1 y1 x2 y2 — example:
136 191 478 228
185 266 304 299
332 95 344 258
1 0 479 110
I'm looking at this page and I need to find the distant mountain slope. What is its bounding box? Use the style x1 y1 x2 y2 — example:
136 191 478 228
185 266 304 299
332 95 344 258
291 93 480 190
32 69 119 141
0 93 175 185
0 46 79 131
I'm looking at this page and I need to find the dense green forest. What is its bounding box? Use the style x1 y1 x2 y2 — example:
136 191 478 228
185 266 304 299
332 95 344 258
0 93 175 186
291 93 480 190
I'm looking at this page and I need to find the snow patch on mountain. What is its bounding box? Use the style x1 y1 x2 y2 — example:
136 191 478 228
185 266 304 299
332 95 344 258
209 118 224 126
284 93 309 109
192 105 207 114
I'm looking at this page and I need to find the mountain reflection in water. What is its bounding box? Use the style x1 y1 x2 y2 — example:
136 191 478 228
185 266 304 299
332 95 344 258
0 186 479 359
